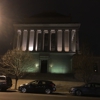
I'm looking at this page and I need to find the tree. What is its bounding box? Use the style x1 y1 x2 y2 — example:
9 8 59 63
0 49 33 89
72 43 95 83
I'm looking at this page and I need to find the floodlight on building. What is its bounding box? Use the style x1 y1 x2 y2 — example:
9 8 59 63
35 64 39 68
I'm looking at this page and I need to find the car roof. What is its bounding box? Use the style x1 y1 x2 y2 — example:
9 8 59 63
35 80 52 82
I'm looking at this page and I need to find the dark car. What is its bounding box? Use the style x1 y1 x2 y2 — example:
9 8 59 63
18 80 56 94
0 75 12 91
69 83 100 96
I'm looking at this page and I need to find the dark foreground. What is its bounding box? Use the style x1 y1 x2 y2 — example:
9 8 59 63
0 90 100 100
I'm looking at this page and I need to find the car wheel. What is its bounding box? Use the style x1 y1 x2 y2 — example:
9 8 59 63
45 89 51 94
75 90 82 96
2 88 7 92
21 88 27 93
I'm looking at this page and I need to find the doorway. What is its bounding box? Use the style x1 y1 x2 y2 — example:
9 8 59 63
40 60 48 73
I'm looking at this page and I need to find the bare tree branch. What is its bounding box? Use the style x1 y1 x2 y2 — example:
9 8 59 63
0 49 34 89
72 43 95 83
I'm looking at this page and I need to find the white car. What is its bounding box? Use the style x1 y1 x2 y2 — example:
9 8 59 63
0 75 12 91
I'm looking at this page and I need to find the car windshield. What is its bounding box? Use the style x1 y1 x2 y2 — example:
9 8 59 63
28 81 38 85
82 83 95 88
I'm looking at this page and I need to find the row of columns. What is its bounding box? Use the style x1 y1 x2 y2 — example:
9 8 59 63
16 29 77 52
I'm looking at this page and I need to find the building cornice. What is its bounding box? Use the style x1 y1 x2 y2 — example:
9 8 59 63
13 23 80 28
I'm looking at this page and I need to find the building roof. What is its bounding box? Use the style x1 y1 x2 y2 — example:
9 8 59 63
30 11 68 18
15 11 73 24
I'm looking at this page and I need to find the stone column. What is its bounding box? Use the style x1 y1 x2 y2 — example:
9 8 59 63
16 29 21 50
57 29 63 52
35 30 38 51
64 29 70 52
28 29 35 52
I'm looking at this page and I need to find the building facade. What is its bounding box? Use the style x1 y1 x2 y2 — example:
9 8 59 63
13 12 80 74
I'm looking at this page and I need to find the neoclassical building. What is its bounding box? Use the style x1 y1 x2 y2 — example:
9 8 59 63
13 12 80 74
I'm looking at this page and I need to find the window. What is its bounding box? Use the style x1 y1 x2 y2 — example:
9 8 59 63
93 63 98 73
42 81 46 84
31 81 38 85
95 84 100 87
85 83 94 87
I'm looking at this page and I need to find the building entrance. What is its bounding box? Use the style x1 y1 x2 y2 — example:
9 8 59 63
40 60 48 73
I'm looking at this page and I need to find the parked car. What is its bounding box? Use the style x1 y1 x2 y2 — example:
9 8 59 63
18 80 56 94
0 75 12 91
69 83 100 96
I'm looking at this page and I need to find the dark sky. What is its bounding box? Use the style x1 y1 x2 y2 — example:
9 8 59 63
0 0 100 55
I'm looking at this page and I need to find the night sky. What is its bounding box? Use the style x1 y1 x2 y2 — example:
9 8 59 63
0 0 100 55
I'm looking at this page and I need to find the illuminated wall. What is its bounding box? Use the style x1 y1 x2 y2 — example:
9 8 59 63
24 53 40 73
48 54 72 74
20 53 72 74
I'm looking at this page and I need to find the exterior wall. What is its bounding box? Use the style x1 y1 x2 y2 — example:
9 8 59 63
48 54 72 74
26 53 40 73
24 52 73 74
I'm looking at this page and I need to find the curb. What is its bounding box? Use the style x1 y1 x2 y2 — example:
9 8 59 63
8 89 69 94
